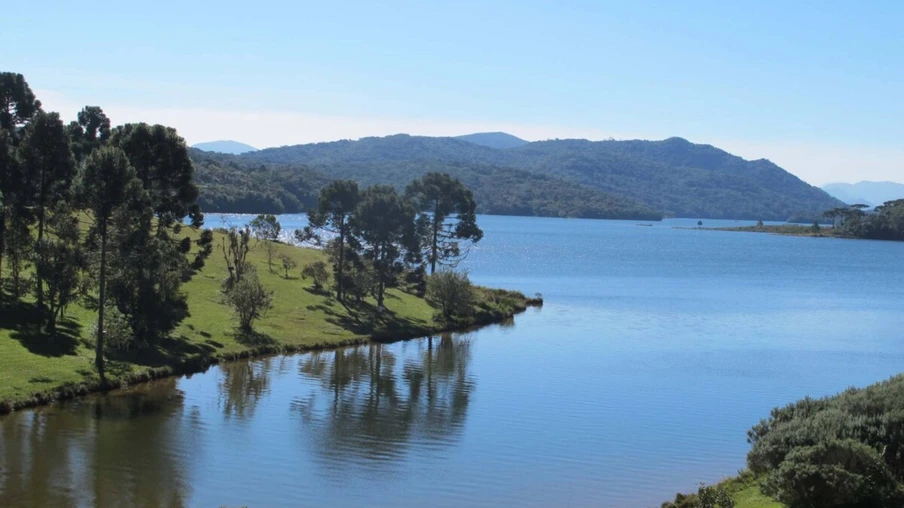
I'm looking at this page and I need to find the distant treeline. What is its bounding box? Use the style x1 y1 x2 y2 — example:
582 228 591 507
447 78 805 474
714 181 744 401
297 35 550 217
192 149 663 220
823 201 904 241
197 133 843 221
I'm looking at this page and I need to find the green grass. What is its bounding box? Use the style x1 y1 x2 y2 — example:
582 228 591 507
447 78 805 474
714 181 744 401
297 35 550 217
0 230 535 410
663 471 785 508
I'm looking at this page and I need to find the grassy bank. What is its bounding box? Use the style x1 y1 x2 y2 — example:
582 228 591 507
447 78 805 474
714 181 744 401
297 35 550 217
0 231 539 413
664 471 784 508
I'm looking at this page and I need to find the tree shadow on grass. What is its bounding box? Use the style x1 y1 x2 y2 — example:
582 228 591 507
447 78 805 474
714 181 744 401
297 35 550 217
307 298 431 340
108 334 219 368
0 299 82 357
234 329 277 347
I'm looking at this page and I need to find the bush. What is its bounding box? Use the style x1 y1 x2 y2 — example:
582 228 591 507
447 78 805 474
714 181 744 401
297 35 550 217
747 375 904 507
763 439 903 507
278 253 297 279
426 269 474 322
301 260 330 292
88 305 135 352
222 266 273 332
662 483 735 508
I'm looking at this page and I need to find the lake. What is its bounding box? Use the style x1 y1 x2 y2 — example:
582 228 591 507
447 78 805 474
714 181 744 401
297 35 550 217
2 215 904 507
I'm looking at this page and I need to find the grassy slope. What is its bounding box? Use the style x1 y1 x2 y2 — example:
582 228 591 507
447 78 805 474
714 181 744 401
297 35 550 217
0 231 533 409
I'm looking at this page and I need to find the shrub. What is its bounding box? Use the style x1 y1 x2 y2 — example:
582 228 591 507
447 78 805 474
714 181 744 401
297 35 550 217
747 375 904 507
763 439 904 507
278 253 297 279
301 260 330 292
222 266 273 332
88 305 135 352
426 269 474 322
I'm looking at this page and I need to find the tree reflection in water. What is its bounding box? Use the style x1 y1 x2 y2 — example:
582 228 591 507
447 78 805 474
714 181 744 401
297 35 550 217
293 333 475 470
0 378 194 508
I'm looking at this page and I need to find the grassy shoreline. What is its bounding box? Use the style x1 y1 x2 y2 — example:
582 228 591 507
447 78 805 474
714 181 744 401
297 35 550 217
676 224 852 239
0 231 541 414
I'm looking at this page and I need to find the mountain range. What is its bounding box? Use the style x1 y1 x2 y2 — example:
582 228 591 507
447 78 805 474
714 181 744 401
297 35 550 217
821 181 904 207
192 133 843 221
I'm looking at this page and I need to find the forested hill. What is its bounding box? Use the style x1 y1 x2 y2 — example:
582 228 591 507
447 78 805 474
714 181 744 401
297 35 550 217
241 134 843 220
192 149 661 220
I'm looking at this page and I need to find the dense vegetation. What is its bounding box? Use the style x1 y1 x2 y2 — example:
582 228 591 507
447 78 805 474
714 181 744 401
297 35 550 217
225 133 842 221
193 147 660 219
823 201 904 241
0 72 537 411
746 374 904 507
714 202 904 242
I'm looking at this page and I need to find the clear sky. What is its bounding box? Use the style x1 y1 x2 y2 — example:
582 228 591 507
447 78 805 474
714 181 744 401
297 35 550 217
6 0 903 185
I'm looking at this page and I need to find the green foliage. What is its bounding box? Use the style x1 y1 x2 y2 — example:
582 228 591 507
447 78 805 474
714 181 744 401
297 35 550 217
302 180 360 300
88 305 135 352
219 226 253 288
238 133 841 220
0 72 42 137
763 439 903 507
33 207 83 333
406 173 482 274
249 213 281 270
426 270 475 322
747 374 904 507
277 253 297 279
352 185 418 306
222 265 273 332
191 148 327 214
67 106 111 163
301 260 329 291
829 200 904 241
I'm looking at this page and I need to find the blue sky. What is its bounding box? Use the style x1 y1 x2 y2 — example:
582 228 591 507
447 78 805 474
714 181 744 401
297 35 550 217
6 0 903 184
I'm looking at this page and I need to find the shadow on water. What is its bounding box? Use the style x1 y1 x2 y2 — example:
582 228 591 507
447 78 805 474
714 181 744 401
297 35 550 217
291 333 475 470
0 378 193 507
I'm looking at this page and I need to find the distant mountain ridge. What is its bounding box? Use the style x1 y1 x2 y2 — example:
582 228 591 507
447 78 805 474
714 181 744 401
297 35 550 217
455 132 529 149
240 133 842 220
822 181 904 207
193 140 258 154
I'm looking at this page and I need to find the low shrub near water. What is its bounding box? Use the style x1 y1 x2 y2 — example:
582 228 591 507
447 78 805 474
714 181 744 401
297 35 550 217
746 374 904 507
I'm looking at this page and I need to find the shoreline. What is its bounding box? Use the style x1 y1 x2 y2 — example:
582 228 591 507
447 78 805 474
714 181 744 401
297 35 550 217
0 297 542 415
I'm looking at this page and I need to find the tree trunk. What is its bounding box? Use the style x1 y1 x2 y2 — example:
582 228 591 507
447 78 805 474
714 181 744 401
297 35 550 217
0 209 5 288
430 202 439 274
96 222 107 386
36 204 45 308
337 220 346 301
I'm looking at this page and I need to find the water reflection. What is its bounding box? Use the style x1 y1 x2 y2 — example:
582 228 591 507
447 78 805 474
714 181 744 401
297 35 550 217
293 333 474 469
219 357 274 419
0 379 193 508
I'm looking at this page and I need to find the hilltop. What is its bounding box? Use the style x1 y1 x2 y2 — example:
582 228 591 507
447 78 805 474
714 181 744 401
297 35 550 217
193 140 258 154
455 131 529 149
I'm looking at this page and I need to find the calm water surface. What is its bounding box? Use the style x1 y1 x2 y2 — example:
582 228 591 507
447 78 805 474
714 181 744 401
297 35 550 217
3 215 904 507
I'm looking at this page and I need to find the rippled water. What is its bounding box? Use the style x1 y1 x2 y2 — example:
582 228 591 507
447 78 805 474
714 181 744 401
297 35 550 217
3 215 904 507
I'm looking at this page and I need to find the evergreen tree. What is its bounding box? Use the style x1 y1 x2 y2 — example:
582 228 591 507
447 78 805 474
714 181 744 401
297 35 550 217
405 173 482 274
351 185 419 308
17 111 75 308
0 72 42 139
75 146 141 383
297 180 360 300
67 106 111 164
